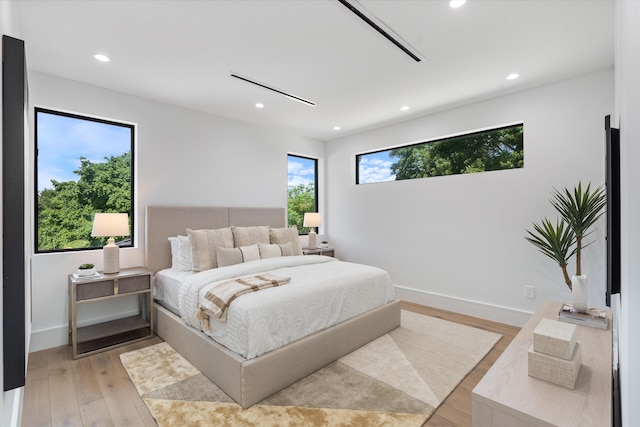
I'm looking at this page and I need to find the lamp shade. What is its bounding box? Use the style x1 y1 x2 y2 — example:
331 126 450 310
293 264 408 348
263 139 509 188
91 213 129 237
303 212 322 228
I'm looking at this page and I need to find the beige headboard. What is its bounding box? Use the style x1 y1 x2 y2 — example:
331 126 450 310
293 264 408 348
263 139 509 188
145 206 286 274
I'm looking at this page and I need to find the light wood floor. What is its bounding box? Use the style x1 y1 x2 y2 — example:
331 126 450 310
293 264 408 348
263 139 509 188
21 302 520 427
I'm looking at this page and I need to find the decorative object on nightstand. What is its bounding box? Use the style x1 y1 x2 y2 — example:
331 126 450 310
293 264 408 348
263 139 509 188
303 212 322 249
68 267 153 358
321 240 329 248
91 212 130 274
525 182 606 312
558 303 608 329
527 318 582 389
75 263 97 277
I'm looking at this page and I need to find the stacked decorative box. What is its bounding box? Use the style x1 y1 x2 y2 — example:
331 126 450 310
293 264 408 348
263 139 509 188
527 318 582 389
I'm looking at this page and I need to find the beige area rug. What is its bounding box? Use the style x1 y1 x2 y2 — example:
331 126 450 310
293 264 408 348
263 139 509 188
120 310 501 426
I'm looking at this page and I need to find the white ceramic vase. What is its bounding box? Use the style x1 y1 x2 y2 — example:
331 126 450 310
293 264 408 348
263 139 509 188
571 274 589 313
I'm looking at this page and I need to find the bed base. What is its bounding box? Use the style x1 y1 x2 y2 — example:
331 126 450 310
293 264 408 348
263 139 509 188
154 299 401 408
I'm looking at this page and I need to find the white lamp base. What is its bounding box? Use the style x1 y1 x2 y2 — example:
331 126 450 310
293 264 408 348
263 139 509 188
103 239 120 274
308 230 317 249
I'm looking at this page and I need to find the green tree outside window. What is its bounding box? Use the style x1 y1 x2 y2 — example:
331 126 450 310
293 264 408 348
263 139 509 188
357 124 523 184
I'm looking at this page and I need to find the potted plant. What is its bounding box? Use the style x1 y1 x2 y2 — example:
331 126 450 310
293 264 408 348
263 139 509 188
321 240 329 248
76 263 96 277
525 182 606 312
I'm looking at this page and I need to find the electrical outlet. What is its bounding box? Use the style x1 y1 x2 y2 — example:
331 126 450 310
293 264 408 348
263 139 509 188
524 285 535 299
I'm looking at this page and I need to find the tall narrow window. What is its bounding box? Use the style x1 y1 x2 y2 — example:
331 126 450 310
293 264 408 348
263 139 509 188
357 123 524 184
35 108 135 253
287 154 318 233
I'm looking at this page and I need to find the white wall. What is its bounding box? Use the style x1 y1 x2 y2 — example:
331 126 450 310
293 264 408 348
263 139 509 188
28 71 325 351
326 70 614 326
615 1 640 425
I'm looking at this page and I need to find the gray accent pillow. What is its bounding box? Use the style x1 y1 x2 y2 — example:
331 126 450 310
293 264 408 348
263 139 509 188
231 226 270 247
269 226 303 256
187 227 234 271
258 242 293 258
217 244 260 267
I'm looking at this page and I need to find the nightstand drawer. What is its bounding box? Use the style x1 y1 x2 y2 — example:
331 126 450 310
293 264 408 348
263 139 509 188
118 275 150 294
76 280 115 301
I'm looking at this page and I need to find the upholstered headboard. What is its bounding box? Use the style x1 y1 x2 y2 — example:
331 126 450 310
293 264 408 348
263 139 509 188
145 206 286 274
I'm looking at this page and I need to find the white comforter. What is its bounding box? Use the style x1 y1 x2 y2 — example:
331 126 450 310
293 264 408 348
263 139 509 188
177 256 396 359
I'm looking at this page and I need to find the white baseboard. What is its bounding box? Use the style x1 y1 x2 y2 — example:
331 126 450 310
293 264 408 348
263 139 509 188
29 309 141 353
394 285 533 327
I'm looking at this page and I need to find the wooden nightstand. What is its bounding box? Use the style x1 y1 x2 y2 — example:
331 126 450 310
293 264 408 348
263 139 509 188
302 247 335 257
68 267 153 359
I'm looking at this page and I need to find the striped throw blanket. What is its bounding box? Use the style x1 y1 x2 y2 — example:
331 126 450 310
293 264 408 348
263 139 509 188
196 273 291 330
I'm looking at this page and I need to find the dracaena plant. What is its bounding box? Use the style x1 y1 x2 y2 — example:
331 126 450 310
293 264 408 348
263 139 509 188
550 182 607 276
525 182 606 291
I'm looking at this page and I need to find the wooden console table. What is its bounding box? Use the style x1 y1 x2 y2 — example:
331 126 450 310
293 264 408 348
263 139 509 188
472 300 612 427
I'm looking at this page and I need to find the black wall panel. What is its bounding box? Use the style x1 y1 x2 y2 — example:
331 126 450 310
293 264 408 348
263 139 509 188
2 34 27 391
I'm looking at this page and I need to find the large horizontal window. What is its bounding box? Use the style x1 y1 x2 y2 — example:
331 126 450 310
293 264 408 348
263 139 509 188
287 154 318 234
35 108 135 253
356 123 523 184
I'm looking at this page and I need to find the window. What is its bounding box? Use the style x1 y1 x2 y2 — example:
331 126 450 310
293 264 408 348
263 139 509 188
356 123 524 184
287 154 318 233
35 108 135 253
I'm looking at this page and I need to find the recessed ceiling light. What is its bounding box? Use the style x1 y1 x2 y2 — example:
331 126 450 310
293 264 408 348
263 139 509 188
333 126 341 131
506 73 520 80
400 106 410 111
94 54 110 62
255 103 264 109
450 0 466 8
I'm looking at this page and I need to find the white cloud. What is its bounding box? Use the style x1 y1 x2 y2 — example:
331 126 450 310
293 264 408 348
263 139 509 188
288 157 316 187
288 175 313 187
358 156 395 184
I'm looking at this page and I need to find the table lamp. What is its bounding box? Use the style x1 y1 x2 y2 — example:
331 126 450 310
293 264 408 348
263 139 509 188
91 213 129 274
303 212 322 249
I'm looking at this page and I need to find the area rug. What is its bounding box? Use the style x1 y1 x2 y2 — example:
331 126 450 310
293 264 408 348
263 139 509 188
120 310 501 426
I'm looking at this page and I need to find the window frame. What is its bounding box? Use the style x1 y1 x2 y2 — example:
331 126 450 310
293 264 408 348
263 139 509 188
287 154 318 235
356 122 524 184
34 107 136 254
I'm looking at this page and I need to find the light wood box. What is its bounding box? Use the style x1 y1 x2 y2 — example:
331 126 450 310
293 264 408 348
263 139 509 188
528 342 582 389
533 318 577 359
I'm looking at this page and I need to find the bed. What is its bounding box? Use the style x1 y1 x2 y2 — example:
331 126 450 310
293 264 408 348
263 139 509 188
146 206 401 408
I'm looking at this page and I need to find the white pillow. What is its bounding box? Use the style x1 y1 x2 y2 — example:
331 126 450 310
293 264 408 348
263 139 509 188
217 244 260 267
168 236 180 268
258 242 293 258
176 235 193 271
168 235 193 271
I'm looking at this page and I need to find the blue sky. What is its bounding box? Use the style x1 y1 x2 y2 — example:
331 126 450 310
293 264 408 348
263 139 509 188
287 151 397 187
288 155 316 187
37 111 131 192
358 150 396 184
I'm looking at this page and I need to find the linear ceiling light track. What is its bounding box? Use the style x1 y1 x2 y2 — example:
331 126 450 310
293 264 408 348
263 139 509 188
337 0 423 62
230 73 316 107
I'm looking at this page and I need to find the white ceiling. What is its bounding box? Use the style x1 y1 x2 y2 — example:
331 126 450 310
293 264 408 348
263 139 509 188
16 0 614 141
